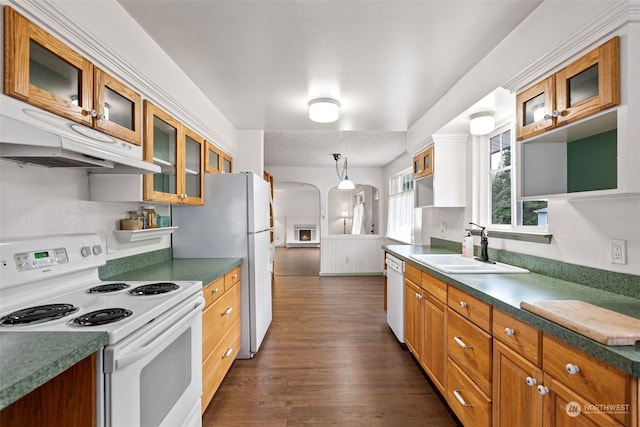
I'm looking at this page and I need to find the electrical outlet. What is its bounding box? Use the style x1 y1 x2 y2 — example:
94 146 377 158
610 239 627 265
106 234 116 254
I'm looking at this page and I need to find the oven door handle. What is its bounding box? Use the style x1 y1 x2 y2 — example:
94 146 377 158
106 296 204 372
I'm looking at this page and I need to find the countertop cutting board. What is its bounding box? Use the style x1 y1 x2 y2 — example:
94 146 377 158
520 300 640 346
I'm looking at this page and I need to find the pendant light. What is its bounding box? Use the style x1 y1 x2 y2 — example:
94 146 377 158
333 153 355 190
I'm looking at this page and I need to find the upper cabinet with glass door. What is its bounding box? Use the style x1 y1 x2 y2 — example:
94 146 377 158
412 146 434 179
516 37 619 141
3 7 142 145
143 101 204 205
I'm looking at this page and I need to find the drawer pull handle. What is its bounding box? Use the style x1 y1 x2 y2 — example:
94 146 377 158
211 288 220 294
459 301 468 308
232 274 238 279
454 336 473 349
223 307 233 315
565 363 580 375
453 390 472 407
223 347 233 358
504 328 515 336
525 376 537 386
536 385 549 395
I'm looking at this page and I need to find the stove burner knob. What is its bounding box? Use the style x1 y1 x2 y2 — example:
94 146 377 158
92 245 103 255
81 246 92 257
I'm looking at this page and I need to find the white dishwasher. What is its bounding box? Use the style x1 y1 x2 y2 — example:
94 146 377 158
385 253 405 343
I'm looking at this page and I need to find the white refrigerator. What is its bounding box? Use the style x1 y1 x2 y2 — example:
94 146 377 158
172 172 273 359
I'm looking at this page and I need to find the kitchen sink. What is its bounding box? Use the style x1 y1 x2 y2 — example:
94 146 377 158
409 254 529 274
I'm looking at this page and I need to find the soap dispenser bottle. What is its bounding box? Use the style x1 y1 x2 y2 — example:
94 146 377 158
462 232 474 258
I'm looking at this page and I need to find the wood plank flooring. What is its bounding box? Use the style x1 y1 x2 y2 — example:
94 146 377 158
202 247 458 426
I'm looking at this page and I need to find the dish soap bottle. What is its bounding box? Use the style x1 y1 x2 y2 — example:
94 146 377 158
462 232 474 258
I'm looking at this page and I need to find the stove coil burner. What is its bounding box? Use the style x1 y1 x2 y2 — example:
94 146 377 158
0 304 79 326
88 283 131 293
72 308 133 326
129 282 179 296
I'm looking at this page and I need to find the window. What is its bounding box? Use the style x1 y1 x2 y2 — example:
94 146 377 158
387 169 420 243
487 126 547 228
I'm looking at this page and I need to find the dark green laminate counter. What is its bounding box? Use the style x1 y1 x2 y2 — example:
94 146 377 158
384 244 640 377
104 257 243 285
0 331 107 410
0 258 242 411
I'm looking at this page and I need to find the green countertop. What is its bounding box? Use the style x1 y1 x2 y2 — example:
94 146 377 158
0 257 242 411
105 257 243 285
384 244 640 377
0 331 107 410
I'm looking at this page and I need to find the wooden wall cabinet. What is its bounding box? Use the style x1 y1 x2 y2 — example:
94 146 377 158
413 146 433 179
413 137 466 208
143 101 204 205
4 6 142 145
205 142 233 175
202 266 241 413
516 37 619 141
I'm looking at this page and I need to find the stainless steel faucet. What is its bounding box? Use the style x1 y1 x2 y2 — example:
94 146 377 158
469 222 490 262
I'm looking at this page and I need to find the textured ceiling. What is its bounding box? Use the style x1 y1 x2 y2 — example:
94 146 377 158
118 0 542 167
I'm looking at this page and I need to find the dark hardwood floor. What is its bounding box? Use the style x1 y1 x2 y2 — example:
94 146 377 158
202 247 458 426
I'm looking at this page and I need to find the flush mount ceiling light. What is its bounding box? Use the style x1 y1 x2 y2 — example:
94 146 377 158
309 98 340 123
469 112 496 136
333 153 355 190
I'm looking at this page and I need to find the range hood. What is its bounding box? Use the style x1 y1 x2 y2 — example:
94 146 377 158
0 95 160 174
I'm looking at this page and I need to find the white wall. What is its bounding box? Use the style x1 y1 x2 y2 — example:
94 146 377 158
0 0 237 259
265 166 384 238
0 160 171 258
235 130 264 176
273 188 320 246
413 2 640 275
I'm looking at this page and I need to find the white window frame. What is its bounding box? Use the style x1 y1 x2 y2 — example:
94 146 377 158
473 121 549 233
386 167 421 244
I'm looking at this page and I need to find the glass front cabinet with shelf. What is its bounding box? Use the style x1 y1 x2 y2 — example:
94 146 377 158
4 6 142 145
516 31 640 200
413 146 433 180
144 101 204 205
515 37 619 141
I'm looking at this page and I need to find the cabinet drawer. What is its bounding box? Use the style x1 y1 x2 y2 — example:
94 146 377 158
405 262 421 284
203 277 224 308
542 334 629 419
493 309 540 366
224 266 241 292
203 283 241 358
202 317 241 413
421 272 447 303
448 286 492 332
447 357 491 427
448 309 493 396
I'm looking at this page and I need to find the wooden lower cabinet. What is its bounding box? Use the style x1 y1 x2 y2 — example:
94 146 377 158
0 354 96 427
447 357 492 427
404 276 424 360
423 293 446 392
201 267 241 413
493 341 544 427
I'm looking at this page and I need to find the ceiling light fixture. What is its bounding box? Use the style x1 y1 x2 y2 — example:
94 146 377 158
309 98 340 123
469 112 496 136
333 153 355 190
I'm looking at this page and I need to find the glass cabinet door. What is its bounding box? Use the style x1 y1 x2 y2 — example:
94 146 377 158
515 76 555 140
144 101 180 203
205 142 222 173
555 36 619 126
423 147 434 176
222 154 233 173
4 7 93 125
181 128 204 204
94 69 142 145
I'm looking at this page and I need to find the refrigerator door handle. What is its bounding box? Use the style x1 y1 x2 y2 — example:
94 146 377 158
249 228 272 235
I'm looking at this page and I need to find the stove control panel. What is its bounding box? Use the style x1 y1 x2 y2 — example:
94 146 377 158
14 247 68 272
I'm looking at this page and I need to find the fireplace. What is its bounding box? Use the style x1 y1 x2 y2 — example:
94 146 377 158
298 229 312 241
